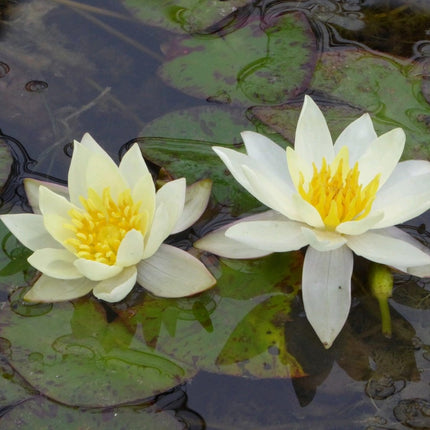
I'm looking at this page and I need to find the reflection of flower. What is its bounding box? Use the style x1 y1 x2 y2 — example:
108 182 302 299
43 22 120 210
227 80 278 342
195 96 430 348
1 134 215 303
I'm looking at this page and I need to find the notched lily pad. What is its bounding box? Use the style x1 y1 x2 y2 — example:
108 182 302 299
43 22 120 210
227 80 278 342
159 12 316 105
117 252 305 379
0 296 196 407
122 0 253 34
392 280 430 309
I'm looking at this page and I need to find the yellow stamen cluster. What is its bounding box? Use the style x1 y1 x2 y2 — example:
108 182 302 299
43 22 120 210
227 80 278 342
298 149 380 230
64 187 147 265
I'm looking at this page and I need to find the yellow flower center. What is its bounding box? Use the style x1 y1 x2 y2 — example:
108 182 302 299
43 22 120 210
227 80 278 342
298 147 380 230
64 187 147 265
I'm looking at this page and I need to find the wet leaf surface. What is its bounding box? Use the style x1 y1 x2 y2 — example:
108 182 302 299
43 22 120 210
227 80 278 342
158 12 316 105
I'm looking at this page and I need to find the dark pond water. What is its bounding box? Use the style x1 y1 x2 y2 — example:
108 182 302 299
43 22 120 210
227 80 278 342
1 0 430 429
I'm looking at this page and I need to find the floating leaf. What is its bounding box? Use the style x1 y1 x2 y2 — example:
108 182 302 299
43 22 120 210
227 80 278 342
117 252 306 379
159 12 316 105
0 139 12 193
0 397 183 429
0 295 196 407
122 0 253 34
310 49 430 159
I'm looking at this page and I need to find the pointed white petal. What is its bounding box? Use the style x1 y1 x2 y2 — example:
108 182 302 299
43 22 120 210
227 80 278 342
143 203 170 259
171 179 212 234
226 220 308 252
194 210 283 258
79 132 108 154
301 227 346 251
155 178 186 232
137 244 216 297
356 128 405 187
28 248 81 279
295 96 334 166
74 258 122 281
119 143 150 188
302 246 353 348
347 230 430 267
372 162 430 228
115 229 145 267
24 178 69 214
333 113 377 163
0 214 59 251
241 131 293 185
24 274 94 302
336 211 384 235
93 266 137 302
290 194 324 228
132 173 156 228
286 147 312 190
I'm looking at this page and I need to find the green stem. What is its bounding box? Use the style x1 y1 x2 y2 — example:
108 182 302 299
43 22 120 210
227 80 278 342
377 297 392 338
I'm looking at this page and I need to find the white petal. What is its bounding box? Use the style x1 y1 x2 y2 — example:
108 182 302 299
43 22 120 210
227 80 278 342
226 220 308 252
79 132 108 154
132 173 156 228
335 211 384 235
333 113 377 163
137 244 216 297
38 187 77 246
241 165 298 219
372 162 430 228
143 203 170 259
241 131 293 185
290 194 324 228
93 266 137 302
301 227 346 251
24 178 69 214
119 143 151 188
28 248 81 279
74 259 123 281
68 141 126 205
24 274 94 302
286 147 312 190
155 178 186 233
295 96 334 166
115 229 145 267
194 210 282 258
0 214 59 251
356 128 405 187
171 179 212 234
347 230 430 267
302 246 353 348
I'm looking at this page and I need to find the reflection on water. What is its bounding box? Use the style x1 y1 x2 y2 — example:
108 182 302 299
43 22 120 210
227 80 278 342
0 0 430 428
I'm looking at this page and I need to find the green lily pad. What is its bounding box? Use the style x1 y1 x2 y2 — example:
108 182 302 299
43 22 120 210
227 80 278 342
116 252 306 379
0 138 12 193
122 0 252 34
158 12 316 105
0 397 183 429
0 295 196 407
310 49 430 160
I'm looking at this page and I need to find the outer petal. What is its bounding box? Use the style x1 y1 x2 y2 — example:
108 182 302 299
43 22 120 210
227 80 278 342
333 113 377 163
194 210 282 259
79 132 108 154
171 179 212 234
301 227 346 251
28 248 81 279
347 230 430 268
356 128 405 187
119 143 151 188
295 95 334 166
24 178 69 214
74 259 123 281
371 161 430 228
155 178 186 233
24 274 94 302
142 203 170 259
93 266 137 302
137 244 216 298
226 220 308 252
302 246 353 349
68 140 127 204
0 214 59 251
115 229 145 267
241 131 293 185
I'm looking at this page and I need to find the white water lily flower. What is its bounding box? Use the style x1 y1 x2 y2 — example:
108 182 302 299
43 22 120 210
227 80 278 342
195 95 430 348
1 133 216 303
